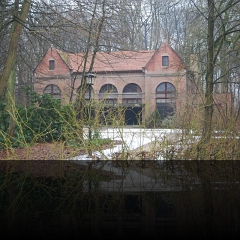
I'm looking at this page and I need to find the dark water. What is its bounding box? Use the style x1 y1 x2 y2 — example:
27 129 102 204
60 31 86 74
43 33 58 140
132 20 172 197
0 160 239 239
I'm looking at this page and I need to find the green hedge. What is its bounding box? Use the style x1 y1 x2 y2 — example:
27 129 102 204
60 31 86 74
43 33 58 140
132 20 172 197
0 89 77 149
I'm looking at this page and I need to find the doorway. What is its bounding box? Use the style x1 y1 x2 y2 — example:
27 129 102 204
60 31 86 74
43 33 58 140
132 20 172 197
125 107 142 125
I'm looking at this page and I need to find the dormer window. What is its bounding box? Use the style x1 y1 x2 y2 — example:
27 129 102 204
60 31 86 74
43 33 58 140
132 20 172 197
162 56 169 67
49 60 55 70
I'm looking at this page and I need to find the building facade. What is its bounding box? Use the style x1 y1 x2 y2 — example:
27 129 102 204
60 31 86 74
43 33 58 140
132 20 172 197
33 41 193 125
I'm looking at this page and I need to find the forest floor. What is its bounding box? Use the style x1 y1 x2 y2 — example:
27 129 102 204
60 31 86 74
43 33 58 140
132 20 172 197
0 140 122 160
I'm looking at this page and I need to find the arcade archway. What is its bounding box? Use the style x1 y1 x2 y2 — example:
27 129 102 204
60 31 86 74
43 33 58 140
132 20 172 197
156 82 176 119
122 83 143 125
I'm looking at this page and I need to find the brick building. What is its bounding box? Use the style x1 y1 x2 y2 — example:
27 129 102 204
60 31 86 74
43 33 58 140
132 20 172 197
33 41 194 125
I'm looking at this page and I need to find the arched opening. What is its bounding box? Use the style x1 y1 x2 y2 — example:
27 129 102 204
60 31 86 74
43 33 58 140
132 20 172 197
156 82 176 119
122 83 142 104
75 85 95 122
122 195 143 237
43 84 61 100
122 83 142 125
98 195 119 237
155 199 176 237
99 84 118 125
99 84 118 105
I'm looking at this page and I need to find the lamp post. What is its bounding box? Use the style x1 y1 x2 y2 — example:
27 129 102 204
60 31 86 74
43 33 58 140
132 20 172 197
85 72 95 158
85 73 95 236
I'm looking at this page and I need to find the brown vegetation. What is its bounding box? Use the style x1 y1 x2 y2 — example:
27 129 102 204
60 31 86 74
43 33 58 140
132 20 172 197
0 140 122 160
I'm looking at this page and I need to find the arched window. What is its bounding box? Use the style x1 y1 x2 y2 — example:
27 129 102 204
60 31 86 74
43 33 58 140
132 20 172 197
44 84 61 99
156 82 176 119
99 84 118 105
122 83 142 104
157 82 175 93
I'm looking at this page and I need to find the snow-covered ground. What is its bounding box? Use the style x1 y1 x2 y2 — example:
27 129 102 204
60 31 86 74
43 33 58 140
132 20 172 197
70 127 185 160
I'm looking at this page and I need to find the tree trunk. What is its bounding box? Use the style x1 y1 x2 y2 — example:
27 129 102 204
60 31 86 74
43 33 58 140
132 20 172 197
0 0 31 99
202 0 215 144
6 0 19 138
76 0 105 120
6 68 16 138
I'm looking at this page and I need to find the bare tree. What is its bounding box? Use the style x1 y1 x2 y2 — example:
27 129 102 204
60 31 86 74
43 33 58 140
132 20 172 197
0 0 32 100
198 0 240 144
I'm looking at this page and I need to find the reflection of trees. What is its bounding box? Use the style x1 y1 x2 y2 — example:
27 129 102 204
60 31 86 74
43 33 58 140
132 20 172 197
160 160 240 237
0 160 240 238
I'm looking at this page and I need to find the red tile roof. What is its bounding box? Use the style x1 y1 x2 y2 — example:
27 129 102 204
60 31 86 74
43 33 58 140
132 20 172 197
57 50 155 73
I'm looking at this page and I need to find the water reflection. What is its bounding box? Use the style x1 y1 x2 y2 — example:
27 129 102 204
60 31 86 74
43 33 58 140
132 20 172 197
0 160 239 238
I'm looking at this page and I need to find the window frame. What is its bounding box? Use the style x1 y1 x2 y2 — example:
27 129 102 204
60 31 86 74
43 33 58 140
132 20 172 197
49 60 55 70
156 82 176 119
122 83 142 104
156 82 176 99
43 84 61 100
99 84 118 105
162 56 169 67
